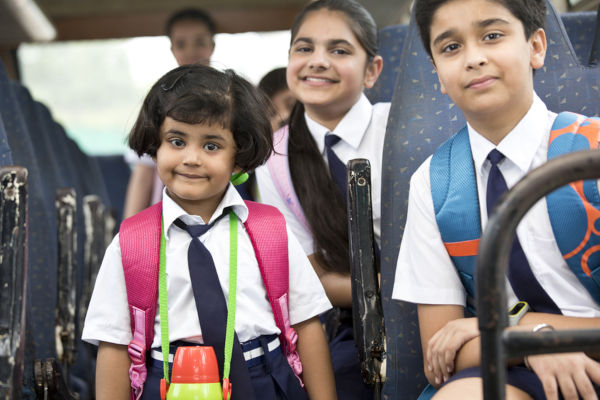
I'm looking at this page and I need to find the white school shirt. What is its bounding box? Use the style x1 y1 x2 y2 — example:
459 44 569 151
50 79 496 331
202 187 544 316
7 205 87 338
255 93 391 255
82 184 332 347
392 94 600 317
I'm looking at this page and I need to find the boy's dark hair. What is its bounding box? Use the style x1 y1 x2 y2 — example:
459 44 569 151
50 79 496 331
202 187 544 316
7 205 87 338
415 0 546 58
128 64 273 172
165 8 216 38
287 0 379 274
258 67 288 100
290 0 378 62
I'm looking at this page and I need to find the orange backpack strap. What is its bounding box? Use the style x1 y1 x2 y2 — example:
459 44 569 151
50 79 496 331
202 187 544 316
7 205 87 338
547 112 600 304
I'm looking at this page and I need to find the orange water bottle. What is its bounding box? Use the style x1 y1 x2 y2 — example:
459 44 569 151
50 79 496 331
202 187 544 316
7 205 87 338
160 346 223 400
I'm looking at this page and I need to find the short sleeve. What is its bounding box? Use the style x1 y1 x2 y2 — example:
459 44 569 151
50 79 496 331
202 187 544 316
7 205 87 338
391 158 466 306
286 226 332 325
124 148 155 167
81 234 132 346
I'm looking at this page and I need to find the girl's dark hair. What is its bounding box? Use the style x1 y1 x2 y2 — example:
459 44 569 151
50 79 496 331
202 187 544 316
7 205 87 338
290 0 378 61
287 0 378 274
258 67 288 99
128 64 273 172
415 0 546 59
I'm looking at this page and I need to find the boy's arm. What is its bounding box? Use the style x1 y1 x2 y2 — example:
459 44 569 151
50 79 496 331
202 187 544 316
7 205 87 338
520 313 600 332
294 316 337 400
418 304 481 387
420 304 600 391
96 341 131 400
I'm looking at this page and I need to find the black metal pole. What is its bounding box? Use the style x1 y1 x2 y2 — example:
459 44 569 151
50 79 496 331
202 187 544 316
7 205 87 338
476 150 600 400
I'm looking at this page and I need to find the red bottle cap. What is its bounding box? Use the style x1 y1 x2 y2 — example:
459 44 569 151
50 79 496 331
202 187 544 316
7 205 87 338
170 346 220 384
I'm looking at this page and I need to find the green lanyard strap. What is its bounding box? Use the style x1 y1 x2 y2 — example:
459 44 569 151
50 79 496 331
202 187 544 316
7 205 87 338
158 211 239 390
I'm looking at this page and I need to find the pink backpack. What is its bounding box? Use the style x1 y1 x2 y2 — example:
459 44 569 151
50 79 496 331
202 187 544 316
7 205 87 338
119 200 302 399
267 125 311 233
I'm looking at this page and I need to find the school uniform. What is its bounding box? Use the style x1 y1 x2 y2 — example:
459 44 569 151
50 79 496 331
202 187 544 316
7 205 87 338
82 183 332 399
392 94 600 398
256 92 390 399
255 92 390 255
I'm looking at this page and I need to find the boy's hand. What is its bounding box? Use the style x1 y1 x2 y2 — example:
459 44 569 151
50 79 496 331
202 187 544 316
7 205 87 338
426 317 479 386
527 352 600 400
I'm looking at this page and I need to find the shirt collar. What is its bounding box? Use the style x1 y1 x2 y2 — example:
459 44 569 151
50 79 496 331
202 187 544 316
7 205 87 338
468 93 548 174
162 183 249 239
305 93 373 153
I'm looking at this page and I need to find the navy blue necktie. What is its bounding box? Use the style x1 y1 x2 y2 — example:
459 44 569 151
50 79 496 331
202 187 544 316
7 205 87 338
486 149 560 314
325 133 348 201
175 216 255 399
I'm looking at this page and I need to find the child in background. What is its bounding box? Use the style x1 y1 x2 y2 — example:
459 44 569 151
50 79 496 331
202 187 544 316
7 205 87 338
167 8 215 67
255 0 389 398
123 8 218 219
236 67 296 201
258 67 296 133
392 0 600 399
83 64 336 400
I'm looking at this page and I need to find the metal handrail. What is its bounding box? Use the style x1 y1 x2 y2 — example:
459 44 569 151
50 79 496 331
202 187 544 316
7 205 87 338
476 149 600 400
347 159 386 399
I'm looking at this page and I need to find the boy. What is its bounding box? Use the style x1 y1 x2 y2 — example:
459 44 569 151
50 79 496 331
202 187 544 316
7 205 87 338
166 8 216 67
392 0 600 399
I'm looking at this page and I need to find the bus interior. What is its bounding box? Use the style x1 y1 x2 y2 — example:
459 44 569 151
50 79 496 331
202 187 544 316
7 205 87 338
0 0 599 398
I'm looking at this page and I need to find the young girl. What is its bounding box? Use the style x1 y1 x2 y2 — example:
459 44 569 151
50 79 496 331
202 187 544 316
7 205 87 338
255 1 389 398
82 64 336 400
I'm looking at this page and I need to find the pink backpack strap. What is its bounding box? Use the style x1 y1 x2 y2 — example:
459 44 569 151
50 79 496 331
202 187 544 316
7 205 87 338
243 201 303 385
267 125 311 233
119 202 162 399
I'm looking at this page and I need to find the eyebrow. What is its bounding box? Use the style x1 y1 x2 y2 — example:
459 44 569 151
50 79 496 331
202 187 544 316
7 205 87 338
292 37 313 46
432 29 457 48
203 134 226 141
431 18 510 47
292 37 354 48
165 130 226 141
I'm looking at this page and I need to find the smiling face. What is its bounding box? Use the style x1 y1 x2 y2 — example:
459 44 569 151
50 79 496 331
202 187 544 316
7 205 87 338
155 117 237 219
170 20 215 66
429 0 546 140
287 9 381 129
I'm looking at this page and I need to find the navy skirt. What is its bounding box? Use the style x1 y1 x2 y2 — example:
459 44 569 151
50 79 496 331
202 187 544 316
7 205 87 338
329 318 374 400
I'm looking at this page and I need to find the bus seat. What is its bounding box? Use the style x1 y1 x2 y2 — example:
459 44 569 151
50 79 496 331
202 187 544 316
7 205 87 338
561 11 598 66
380 1 600 398
365 24 408 104
369 10 597 108
33 100 96 398
537 5 600 115
591 6 600 65
0 116 13 166
0 61 58 364
12 83 67 201
35 102 79 189
94 154 131 224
